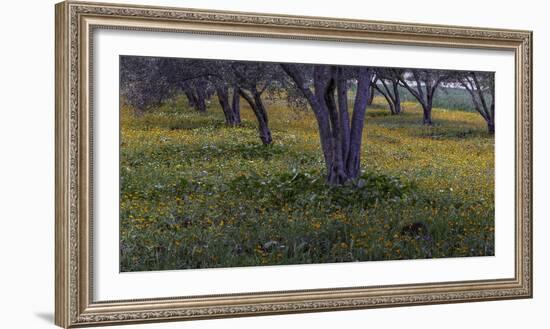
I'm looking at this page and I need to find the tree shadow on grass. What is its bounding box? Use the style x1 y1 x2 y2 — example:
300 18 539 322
165 119 257 131
121 142 319 170
412 127 491 140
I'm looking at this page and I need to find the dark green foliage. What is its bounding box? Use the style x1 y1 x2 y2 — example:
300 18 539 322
227 170 415 210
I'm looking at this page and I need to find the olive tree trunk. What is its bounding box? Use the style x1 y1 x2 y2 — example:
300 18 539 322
183 85 207 112
216 86 241 126
282 64 373 185
238 88 272 145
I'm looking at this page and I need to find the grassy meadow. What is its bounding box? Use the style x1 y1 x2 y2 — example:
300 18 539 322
120 96 495 272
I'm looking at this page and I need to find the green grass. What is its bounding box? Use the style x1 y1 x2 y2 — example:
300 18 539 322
120 95 494 272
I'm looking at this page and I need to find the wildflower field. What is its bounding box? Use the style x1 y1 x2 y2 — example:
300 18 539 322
120 96 495 272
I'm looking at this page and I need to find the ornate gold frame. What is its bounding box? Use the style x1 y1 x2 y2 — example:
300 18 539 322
55 1 533 327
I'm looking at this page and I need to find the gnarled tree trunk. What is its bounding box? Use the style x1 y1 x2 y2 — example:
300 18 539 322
422 93 433 125
422 105 433 125
231 88 241 124
398 70 447 125
238 88 272 145
373 77 402 115
183 85 207 113
392 80 402 114
460 72 495 135
216 86 241 126
194 88 207 112
183 88 196 109
366 84 375 106
282 64 373 185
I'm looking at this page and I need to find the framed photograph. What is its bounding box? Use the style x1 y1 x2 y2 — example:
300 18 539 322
55 1 532 327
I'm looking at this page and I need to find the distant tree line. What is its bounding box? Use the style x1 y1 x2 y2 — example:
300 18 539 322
120 56 495 185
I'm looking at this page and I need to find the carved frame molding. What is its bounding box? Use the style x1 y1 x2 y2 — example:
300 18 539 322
55 1 532 327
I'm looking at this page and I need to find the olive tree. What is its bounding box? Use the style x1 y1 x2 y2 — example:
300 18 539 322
456 71 495 134
230 61 282 145
282 63 374 185
158 58 216 114
396 68 449 125
372 68 402 115
120 56 172 115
